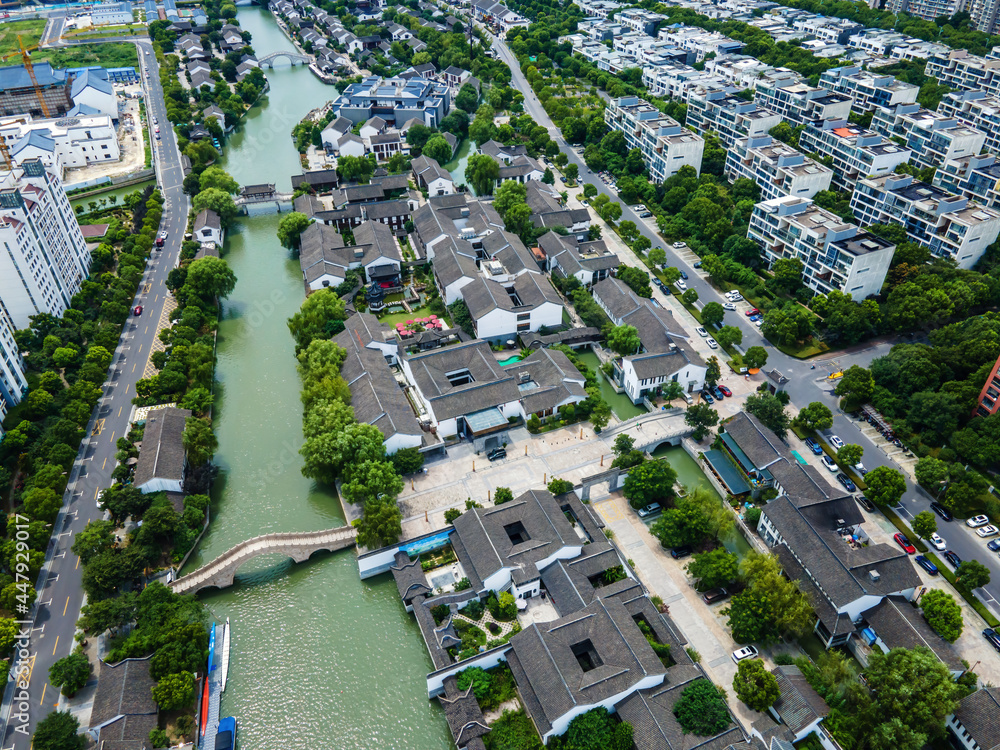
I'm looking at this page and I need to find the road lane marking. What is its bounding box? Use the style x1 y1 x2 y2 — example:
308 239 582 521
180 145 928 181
125 383 130 394
118 406 122 417
132 363 136 372
102 457 107 470
76 556 80 570
110 431 115 444
51 636 58 656
40 683 46 706
94 488 99 501
63 596 69 616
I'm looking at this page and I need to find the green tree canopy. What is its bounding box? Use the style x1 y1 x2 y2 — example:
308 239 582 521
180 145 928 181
733 658 781 712
794 401 834 432
686 548 738 590
277 211 313 250
287 289 348 354
607 324 641 356
744 392 790 440
151 671 196 711
863 466 907 506
49 652 92 697
920 589 963 642
32 711 85 750
956 559 991 590
192 188 238 228
701 301 725 328
199 166 239 194
911 510 937 540
183 256 237 300
673 679 730 736
623 460 677 509
743 346 768 370
354 498 402 549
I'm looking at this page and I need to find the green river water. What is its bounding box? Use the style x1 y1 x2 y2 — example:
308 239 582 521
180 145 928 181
182 8 452 748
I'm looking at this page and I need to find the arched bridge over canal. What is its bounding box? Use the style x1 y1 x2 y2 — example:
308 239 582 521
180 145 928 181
258 50 314 67
169 526 357 594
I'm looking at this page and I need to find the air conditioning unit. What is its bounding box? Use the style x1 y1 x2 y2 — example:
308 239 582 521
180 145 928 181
869 570 880 582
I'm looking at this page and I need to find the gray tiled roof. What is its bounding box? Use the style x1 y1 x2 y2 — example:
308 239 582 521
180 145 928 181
770 666 829 735
508 597 668 736
89 656 157 730
96 714 158 750
526 179 563 214
365 199 411 221
338 183 386 204
439 675 491 747
193 208 220 232
412 154 452 184
499 155 543 179
864 595 965 671
390 550 432 603
773 546 853 636
954 688 1000 750
483 229 535 274
134 407 191 488
506 348 588 418
540 542 642 617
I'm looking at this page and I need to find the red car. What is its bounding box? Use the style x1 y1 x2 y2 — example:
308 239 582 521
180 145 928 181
133 305 143 316
893 532 916 554
718 385 732 397
745 308 760 317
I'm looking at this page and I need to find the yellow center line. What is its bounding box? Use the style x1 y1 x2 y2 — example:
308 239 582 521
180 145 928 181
132 362 136 373
51 636 58 656
63 596 69 617
39 683 46 706
110 431 116 443
102 457 107 471
117 406 122 417
144 326 148 335
93 487 99 501
125 383 130 394
75 556 80 570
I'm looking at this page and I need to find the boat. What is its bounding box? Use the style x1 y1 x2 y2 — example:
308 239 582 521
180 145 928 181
215 717 237 750
200 623 216 739
219 617 231 693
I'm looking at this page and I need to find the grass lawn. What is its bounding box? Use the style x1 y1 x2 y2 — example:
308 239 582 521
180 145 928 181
35 43 140 69
770 337 830 359
0 19 46 57
377 305 451 328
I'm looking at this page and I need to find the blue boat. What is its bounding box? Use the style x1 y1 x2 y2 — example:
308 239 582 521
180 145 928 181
215 717 237 750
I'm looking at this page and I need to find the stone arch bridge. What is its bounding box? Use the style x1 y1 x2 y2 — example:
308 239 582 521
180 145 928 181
169 526 357 595
258 50 314 67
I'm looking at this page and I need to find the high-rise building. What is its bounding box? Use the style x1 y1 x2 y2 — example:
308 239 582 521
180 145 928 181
871 104 986 172
754 78 853 127
725 135 834 202
884 0 963 23
0 300 27 443
818 66 920 115
686 86 781 149
0 157 90 328
604 96 705 182
798 119 912 190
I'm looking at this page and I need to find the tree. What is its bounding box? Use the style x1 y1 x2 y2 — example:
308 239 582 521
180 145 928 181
743 346 768 371
912 510 937 540
836 444 864 468
673 679 730 736
590 400 612 432
724 588 779 644
287 289 348 354
465 153 500 195
277 212 313 250
649 248 666 267
32 711 85 750
794 402 833 432
744 392 790 440
733 658 781 712
607 324 641 356
71 520 116 565
582 183 597 199
613 434 635 457
687 548 738 590
685 403 719 440
183 417 217 466
183 256 237 300
956 559 991 590
564 163 578 182
920 589 963 642
340 460 404 505
701 302 725 328
338 155 375 183
151 670 196 711
834 365 874 409
354 498 402 548
738 552 814 639
494 487 514 505
566 708 617 750
390 447 424 475
422 135 453 163
192 188 237 228
623 460 677 509
49 652 91 697
455 82 480 113
863 466 906 507
714 326 742 350
199 166 239 194
651 501 711 549
682 288 698 305
915 456 949 493
547 477 575 495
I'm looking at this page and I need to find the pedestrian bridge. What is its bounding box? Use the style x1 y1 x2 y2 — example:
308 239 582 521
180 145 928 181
169 526 357 594
258 50 313 67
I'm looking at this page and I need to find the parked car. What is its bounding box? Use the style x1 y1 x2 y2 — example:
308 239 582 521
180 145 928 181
988 539 1000 552
637 503 662 518
712 386 724 400
679 270 688 280
672 241 685 249
943 550 962 568
984 628 1000 653
701 391 714 404
676 280 687 291
829 435 845 450
929 502 953 521
732 645 759 663
670 546 692 559
804 437 823 455
706 338 718 350
133 305 143 316
836 473 856 492
976 524 999 538
639 211 652 218
915 555 939 575
855 494 875 512
745 308 759 317
749 314 763 322
693 261 702 268
967 515 991 528
696 327 708 337
929 533 947 551
723 302 737 311
718 385 732 397
487 447 506 461
893 532 916 554
821 454 838 472
702 588 729 604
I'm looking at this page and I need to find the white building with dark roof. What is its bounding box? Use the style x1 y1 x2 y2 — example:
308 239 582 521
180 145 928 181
298 220 402 292
818 65 919 115
726 135 833 202
871 104 986 172
798 119 911 190
686 86 781 150
134 407 192 493
411 154 454 195
605 96 705 182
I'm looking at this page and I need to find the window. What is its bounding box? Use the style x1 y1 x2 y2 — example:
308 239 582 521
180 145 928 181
571 639 602 672
445 368 474 387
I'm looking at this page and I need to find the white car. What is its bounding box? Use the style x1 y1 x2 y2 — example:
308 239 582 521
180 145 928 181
967 515 991 528
677 280 687 291
707 338 718 349
672 241 685 249
726 292 743 302
976 525 999 538
829 435 845 450
696 327 708 337
732 646 759 663
821 454 838 473
929 533 947 551
753 318 762 327
723 302 736 311
727 289 741 297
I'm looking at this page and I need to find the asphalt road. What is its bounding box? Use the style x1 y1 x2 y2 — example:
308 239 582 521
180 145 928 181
0 40 190 748
490 32 1000 621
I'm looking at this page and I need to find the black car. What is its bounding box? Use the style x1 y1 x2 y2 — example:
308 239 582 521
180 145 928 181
915 555 938 575
985 628 1000 653
670 546 692 559
929 502 953 521
836 473 856 492
943 550 962 568
712 386 725 400
701 391 714 404
487 447 506 461
855 494 875 512
702 588 729 604
679 270 688 280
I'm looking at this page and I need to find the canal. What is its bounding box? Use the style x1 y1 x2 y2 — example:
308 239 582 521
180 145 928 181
183 7 452 748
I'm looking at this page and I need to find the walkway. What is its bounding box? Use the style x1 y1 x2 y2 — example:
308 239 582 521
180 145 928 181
170 525 357 594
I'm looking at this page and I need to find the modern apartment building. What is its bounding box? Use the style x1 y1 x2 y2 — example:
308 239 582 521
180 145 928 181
798 120 912 190
818 65 919 115
748 196 895 299
884 0 962 22
925 50 1000 97
972 354 1000 416
0 157 90 329
934 152 1000 209
969 0 1000 34
604 96 705 182
754 78 853 126
330 75 451 127
871 105 986 171
726 135 834 202
0 300 27 444
937 89 1000 157
641 63 724 101
705 56 785 90
686 86 781 149
851 173 1000 269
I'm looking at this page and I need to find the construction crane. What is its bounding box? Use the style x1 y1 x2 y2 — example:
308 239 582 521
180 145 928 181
14 34 50 118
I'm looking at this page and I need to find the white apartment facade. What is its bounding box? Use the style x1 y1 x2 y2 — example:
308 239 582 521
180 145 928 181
686 86 782 149
605 96 705 182
0 300 27 443
641 63 724 101
748 196 895 299
818 65 919 115
934 153 1000 210
0 158 91 328
0 113 120 175
871 105 986 171
851 173 1000 269
926 50 1000 97
798 119 912 190
726 135 834 201
754 78 854 126
937 90 1000 158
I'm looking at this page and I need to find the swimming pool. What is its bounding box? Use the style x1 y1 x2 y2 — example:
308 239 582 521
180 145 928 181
498 355 522 366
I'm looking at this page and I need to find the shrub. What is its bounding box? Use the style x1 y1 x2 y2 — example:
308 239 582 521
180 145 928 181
686 646 702 663
461 598 485 620
773 653 795 666
454 577 471 592
673 679 731 736
48 651 91 697
547 477 574 495
494 486 514 505
494 591 517 621
430 604 450 625
390 447 424 474
456 666 492 703
444 508 461 524
745 507 762 525
485 709 543 750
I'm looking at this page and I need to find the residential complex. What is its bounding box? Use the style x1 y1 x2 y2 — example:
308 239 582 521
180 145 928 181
604 96 705 182
934 152 1000 210
330 75 451 127
818 65 919 114
937 89 1000 157
798 120 911 190
754 78 853 126
0 63 74 118
871 105 986 172
686 86 781 149
851 173 1000 269
925 50 1000 98
725 134 834 202
0 157 90 329
972 353 1000 417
